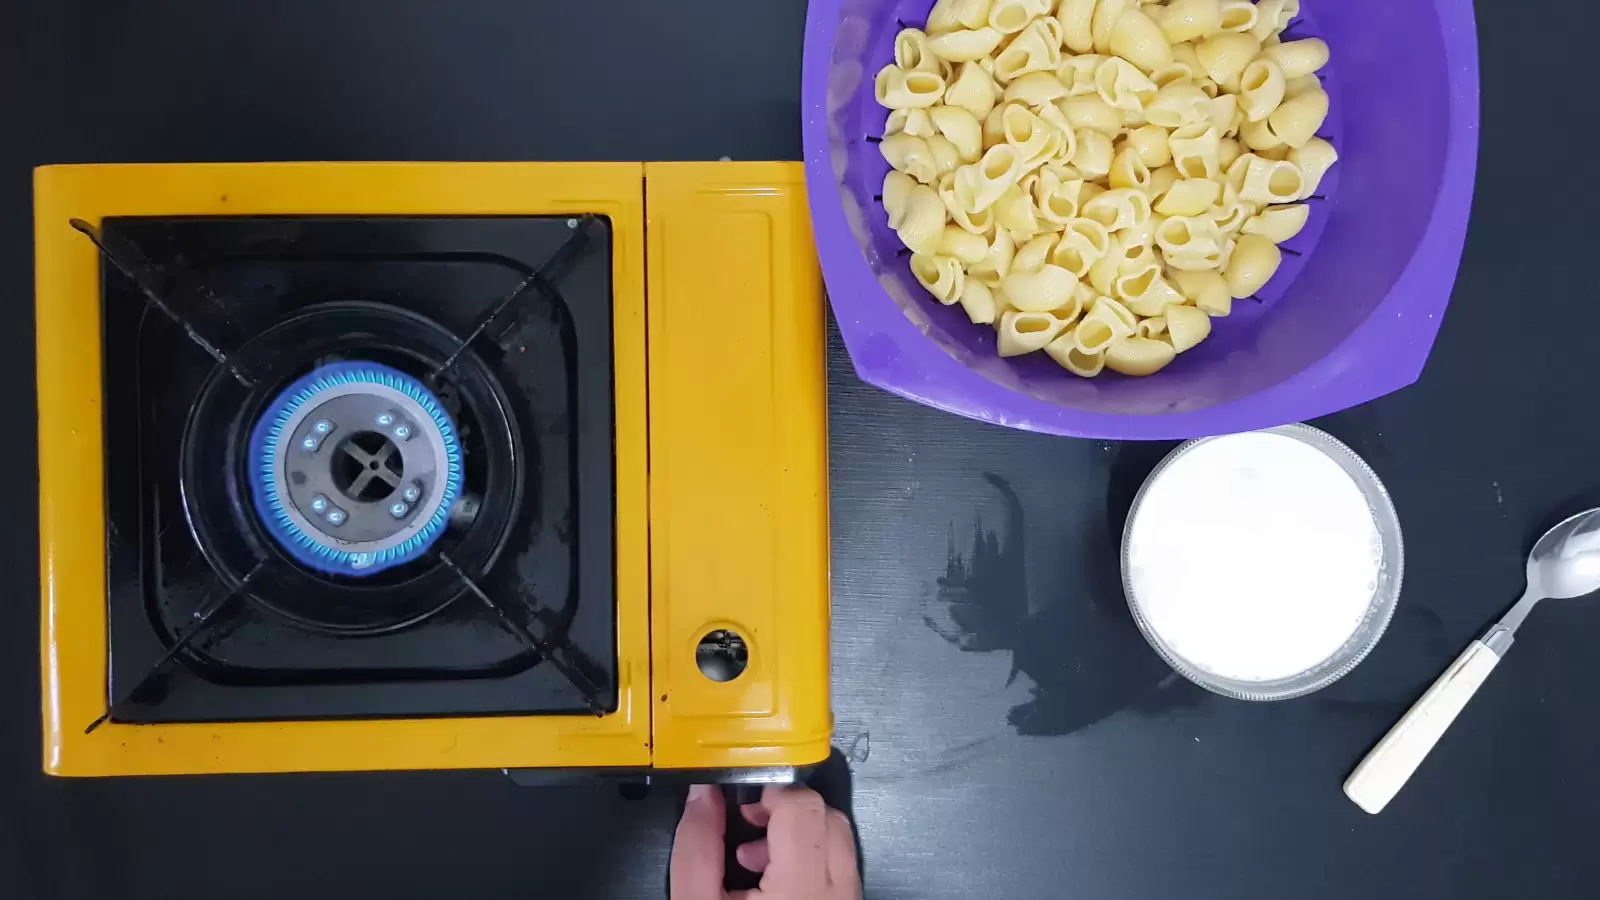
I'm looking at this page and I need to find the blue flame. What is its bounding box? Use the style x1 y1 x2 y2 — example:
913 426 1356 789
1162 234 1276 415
247 362 463 576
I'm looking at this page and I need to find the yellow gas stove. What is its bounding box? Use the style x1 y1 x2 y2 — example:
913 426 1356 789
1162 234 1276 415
35 162 831 777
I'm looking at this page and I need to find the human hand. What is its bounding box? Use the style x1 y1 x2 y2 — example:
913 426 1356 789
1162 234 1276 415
670 784 861 900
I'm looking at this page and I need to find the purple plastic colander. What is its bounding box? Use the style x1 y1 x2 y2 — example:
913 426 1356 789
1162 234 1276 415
802 0 1479 440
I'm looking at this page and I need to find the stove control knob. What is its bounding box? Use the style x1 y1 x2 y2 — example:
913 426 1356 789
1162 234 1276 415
388 501 411 519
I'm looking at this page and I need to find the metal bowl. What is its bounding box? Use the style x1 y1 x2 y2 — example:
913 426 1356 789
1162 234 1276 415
1120 424 1405 701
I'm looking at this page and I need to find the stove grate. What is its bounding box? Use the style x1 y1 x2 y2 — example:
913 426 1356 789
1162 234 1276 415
74 218 613 724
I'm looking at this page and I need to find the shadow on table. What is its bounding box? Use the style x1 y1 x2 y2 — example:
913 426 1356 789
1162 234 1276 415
924 442 1209 738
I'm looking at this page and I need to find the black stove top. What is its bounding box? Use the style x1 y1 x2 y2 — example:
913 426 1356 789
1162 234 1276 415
90 215 618 724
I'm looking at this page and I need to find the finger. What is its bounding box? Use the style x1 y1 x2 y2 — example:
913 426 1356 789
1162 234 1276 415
825 808 861 888
670 785 728 900
758 785 831 893
740 803 772 828
735 839 771 874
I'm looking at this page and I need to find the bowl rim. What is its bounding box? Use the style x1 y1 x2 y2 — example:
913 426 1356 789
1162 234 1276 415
801 0 1481 439
1118 424 1405 701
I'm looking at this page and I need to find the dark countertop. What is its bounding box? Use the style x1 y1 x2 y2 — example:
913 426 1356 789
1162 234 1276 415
2 1 1596 898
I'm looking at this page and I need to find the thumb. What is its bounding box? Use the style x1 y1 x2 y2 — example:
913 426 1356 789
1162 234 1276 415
671 785 729 900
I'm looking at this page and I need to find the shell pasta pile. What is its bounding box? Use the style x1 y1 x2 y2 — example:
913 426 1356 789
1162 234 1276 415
876 0 1338 378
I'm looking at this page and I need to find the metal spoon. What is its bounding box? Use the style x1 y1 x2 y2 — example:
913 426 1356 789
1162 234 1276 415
1344 507 1600 814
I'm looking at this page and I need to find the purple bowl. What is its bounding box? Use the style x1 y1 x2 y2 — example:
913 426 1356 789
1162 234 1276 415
802 0 1479 440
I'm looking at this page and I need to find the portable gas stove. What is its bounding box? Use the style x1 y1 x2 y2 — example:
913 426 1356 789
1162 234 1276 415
35 162 831 776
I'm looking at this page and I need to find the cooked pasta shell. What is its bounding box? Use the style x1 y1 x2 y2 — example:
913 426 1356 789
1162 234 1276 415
1143 81 1208 129
997 310 1067 357
1057 94 1123 137
1091 0 1133 55
995 186 1045 240
1070 128 1116 178
940 224 991 264
1154 178 1221 217
927 0 963 35
1238 156 1304 205
875 66 947 110
929 28 1006 63
958 278 998 324
895 29 945 74
1168 123 1222 180
1117 264 1186 316
958 144 1025 212
945 62 999 119
1003 71 1071 107
1195 32 1261 85
1263 38 1331 80
988 0 1038 34
1055 0 1097 53
1135 314 1169 339
1157 214 1225 261
1284 73 1321 101
1165 304 1213 353
1125 124 1172 168
1223 234 1283 297
1096 56 1158 112
1002 265 1080 313
1169 268 1233 317
1147 164 1182 201
881 133 940 184
937 171 995 233
1033 169 1087 225
1250 0 1292 41
1267 88 1329 149
1217 137 1243 170
1046 329 1108 377
1011 234 1058 275
1047 228 1103 279
883 170 918 229
1242 203 1311 243
993 21 1061 84
1056 53 1107 97
1104 336 1178 376
910 253 966 304
895 184 949 255
1289 137 1339 197
1156 0 1223 44
1238 59 1286 122
1110 8 1173 73
969 225 1017 284
931 106 984 163
1217 0 1258 33
1108 145 1153 191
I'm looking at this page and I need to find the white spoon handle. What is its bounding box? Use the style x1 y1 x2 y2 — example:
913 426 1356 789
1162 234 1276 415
1343 640 1503 815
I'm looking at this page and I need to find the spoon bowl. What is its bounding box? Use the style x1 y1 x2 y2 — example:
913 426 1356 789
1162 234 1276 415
1529 509 1600 601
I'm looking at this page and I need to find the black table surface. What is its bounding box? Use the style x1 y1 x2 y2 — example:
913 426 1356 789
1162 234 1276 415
2 1 1595 898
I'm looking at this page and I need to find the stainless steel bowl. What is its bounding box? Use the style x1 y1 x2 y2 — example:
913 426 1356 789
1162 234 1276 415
1120 424 1405 701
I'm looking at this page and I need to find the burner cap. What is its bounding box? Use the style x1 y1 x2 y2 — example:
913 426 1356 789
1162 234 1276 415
247 362 463 576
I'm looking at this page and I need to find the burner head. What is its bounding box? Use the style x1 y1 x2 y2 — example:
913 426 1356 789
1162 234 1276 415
247 362 463 575
183 301 527 634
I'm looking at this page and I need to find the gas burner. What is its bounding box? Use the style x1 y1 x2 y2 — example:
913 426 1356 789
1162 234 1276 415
182 301 526 635
247 362 463 576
